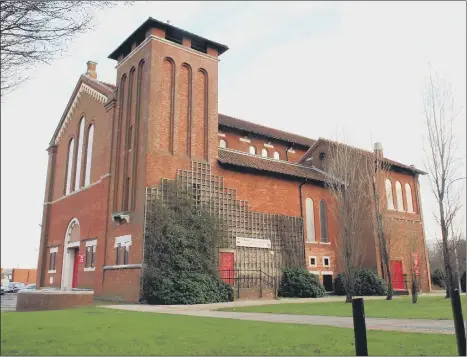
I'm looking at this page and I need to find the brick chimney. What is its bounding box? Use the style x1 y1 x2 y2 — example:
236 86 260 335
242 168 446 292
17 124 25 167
374 142 383 159
86 61 97 79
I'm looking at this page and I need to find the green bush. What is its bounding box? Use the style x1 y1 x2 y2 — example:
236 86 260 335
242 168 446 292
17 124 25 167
461 271 466 293
333 269 387 296
142 183 233 305
333 273 346 295
431 268 446 288
278 268 326 298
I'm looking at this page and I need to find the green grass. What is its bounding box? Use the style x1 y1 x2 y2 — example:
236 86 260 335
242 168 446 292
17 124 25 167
0 307 458 356
221 295 467 320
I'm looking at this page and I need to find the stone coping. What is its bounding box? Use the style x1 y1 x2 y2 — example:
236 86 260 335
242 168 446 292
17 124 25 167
18 290 94 295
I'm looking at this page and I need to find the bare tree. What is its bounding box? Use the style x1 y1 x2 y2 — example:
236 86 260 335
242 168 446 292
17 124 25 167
0 1 131 97
324 140 373 303
423 70 465 298
370 149 395 300
407 230 421 304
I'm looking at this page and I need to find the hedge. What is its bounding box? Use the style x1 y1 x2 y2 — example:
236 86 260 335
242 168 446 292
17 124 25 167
278 268 326 298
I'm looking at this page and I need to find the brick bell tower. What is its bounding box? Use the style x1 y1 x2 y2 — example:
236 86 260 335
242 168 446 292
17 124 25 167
108 18 229 216
103 19 229 299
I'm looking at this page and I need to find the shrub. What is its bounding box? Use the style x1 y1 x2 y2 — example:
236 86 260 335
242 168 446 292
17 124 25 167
333 269 387 296
431 268 446 288
142 183 233 305
278 268 326 298
333 273 346 295
461 271 466 293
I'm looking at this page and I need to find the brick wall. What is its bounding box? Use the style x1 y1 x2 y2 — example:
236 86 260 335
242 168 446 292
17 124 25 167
218 126 308 163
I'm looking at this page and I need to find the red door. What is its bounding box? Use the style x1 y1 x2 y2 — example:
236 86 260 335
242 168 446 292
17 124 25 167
390 260 404 290
219 252 234 285
72 250 79 289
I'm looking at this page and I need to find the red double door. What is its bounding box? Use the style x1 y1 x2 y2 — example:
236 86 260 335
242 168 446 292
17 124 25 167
72 249 79 289
390 260 404 290
219 252 234 286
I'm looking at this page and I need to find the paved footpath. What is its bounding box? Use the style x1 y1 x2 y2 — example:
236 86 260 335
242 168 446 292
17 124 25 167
103 293 456 335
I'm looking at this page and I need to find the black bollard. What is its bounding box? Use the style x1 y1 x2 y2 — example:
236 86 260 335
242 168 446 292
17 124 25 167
451 289 466 356
352 298 368 356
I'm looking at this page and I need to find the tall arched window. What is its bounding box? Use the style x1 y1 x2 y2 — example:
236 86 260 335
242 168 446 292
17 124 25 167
319 200 328 243
261 148 268 157
405 183 414 213
74 117 85 190
249 146 256 155
219 139 227 148
84 124 94 186
273 151 280 160
65 139 75 195
305 198 315 242
385 179 394 210
395 181 404 211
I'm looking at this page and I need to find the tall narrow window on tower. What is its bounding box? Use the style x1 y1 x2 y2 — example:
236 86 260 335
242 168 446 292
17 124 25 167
405 183 414 213
74 117 85 190
65 138 75 195
385 179 395 210
84 124 94 186
319 200 328 243
395 181 404 211
305 198 316 242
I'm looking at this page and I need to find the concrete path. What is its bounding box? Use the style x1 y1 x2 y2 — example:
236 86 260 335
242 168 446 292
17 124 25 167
103 293 457 335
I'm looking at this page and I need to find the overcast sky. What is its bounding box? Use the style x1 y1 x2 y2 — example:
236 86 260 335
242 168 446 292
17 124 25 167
1 1 465 269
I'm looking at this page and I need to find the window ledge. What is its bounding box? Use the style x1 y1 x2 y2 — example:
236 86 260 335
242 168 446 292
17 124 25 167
84 267 96 272
103 264 142 271
48 270 56 274
306 241 318 244
320 242 331 245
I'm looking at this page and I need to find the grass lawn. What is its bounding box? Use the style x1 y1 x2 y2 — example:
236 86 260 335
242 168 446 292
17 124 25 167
0 307 458 356
221 295 467 320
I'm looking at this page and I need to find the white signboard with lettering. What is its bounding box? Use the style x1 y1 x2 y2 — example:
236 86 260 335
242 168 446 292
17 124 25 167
236 237 271 249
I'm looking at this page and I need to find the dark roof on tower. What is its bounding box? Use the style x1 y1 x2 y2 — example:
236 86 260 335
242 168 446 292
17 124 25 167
218 114 316 148
108 17 229 60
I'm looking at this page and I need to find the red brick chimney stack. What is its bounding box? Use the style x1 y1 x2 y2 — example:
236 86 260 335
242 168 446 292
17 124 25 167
86 61 97 79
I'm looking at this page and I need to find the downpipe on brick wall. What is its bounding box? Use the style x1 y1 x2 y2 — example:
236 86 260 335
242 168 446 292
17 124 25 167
299 179 308 267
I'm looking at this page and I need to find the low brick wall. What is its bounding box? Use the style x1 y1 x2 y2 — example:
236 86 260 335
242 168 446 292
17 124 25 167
16 290 94 312
236 288 276 300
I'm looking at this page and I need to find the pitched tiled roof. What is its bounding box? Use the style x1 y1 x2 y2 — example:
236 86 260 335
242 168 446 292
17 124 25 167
301 138 427 175
218 148 330 183
218 114 316 148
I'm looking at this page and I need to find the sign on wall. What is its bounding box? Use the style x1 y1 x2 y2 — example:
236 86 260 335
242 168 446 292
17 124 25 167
78 254 85 264
236 237 271 249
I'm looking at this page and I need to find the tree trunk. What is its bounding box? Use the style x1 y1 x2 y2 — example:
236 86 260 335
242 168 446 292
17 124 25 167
411 278 418 304
345 294 352 303
372 180 393 300
440 204 454 299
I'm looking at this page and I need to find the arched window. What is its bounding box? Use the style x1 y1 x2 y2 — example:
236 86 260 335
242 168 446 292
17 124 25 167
249 146 256 155
319 200 328 243
395 181 404 211
305 198 315 242
74 117 85 190
405 183 414 213
385 179 394 210
273 151 280 160
261 148 268 157
65 139 75 195
84 124 94 186
219 139 227 148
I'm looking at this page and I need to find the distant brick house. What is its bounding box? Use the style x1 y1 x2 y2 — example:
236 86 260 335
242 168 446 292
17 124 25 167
36 17 430 302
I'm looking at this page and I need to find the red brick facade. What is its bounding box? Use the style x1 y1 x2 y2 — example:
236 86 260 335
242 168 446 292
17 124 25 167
36 18 430 302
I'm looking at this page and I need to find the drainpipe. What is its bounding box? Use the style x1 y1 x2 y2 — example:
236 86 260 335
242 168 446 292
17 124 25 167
286 144 294 161
299 179 308 268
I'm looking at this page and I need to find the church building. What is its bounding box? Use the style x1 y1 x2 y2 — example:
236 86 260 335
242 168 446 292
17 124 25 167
37 18 431 302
